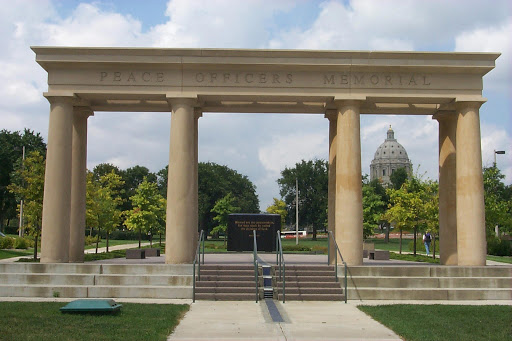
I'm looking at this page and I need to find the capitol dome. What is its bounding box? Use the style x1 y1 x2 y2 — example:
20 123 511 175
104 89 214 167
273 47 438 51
370 126 412 185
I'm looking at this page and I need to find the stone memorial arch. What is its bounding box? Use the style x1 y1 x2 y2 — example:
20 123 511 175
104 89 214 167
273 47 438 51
32 47 498 266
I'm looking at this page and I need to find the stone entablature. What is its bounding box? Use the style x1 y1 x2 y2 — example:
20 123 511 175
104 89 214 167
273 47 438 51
33 47 497 114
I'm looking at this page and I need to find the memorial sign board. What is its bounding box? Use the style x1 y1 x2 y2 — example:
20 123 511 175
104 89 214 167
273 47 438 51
227 214 281 252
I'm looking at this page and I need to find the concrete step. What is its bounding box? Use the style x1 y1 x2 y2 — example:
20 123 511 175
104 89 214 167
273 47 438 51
0 273 94 285
195 286 255 294
0 263 191 275
348 276 512 289
195 292 257 301
276 281 342 288
0 284 191 299
286 265 335 271
276 287 343 295
276 293 345 301
200 269 255 276
347 287 512 300
196 281 255 288
281 275 336 282
200 265 254 271
344 265 512 277
281 270 335 276
198 275 254 282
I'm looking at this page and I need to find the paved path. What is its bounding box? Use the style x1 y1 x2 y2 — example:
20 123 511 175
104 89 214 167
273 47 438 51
167 300 401 341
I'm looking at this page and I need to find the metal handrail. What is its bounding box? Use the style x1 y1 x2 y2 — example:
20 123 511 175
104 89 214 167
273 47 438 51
192 230 205 303
253 230 259 303
276 230 285 303
327 230 347 303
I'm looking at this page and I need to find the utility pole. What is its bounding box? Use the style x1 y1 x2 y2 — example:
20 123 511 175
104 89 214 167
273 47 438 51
18 146 25 237
295 178 299 245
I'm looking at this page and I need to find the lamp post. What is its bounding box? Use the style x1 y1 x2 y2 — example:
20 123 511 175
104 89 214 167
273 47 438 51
295 178 299 245
18 146 25 237
494 150 505 166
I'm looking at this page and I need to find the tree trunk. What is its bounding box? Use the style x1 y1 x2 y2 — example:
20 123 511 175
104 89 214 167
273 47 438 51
399 229 403 254
413 227 417 256
138 229 142 248
385 223 390 243
149 229 152 247
33 230 39 261
159 232 162 247
106 232 109 253
95 228 100 254
312 224 317 241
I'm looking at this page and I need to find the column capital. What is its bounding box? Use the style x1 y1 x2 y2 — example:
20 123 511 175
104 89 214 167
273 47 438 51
332 98 364 110
455 100 484 111
73 106 94 118
432 110 456 122
44 93 77 105
324 109 337 121
166 94 199 108
194 108 203 120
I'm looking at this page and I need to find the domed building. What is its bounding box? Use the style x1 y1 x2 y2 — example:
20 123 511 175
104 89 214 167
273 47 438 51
370 126 412 186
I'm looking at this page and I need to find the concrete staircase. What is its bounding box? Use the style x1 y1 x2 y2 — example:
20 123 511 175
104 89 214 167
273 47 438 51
0 263 192 299
345 266 512 300
275 265 345 301
195 264 258 300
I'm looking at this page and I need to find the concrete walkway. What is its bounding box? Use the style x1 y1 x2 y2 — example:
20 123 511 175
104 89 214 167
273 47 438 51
167 300 401 341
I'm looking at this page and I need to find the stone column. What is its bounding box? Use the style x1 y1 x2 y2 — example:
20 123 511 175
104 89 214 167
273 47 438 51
455 102 486 266
69 107 93 263
192 109 202 253
325 110 337 265
435 112 457 265
165 98 198 264
41 96 74 263
335 101 363 265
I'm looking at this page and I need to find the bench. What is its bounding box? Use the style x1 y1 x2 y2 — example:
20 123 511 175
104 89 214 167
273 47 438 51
369 250 390 260
363 243 375 258
126 249 145 259
145 248 161 257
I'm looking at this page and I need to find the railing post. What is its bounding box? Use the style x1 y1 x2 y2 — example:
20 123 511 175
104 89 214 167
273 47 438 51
193 261 196 303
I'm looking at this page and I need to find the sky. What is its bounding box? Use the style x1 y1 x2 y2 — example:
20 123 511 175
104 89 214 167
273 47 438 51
1 0 511 210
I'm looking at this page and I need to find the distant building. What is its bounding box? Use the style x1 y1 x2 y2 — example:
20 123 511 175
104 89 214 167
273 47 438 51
370 126 412 186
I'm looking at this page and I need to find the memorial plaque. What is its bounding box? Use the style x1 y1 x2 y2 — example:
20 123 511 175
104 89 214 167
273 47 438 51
227 214 281 252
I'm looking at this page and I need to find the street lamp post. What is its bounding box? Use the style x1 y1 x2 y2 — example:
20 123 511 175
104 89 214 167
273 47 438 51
494 150 505 166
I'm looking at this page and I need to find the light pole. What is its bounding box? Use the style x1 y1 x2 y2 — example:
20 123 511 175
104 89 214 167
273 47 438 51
295 178 299 245
18 146 25 237
494 150 505 166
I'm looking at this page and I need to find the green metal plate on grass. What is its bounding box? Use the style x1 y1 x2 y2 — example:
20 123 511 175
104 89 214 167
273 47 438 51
60 299 122 313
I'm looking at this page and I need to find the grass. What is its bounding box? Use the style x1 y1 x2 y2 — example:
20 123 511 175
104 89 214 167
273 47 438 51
389 252 439 264
0 302 189 341
84 239 142 250
0 249 32 259
487 255 512 264
358 304 512 341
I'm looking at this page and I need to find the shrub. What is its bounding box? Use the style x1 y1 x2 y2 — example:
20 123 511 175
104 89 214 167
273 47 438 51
487 237 512 256
85 235 98 246
311 245 328 254
14 237 29 249
0 237 15 249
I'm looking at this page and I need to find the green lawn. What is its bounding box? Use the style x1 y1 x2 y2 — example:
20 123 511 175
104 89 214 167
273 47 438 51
487 255 512 264
0 302 189 341
84 239 145 250
359 304 512 341
0 249 32 259
389 252 439 264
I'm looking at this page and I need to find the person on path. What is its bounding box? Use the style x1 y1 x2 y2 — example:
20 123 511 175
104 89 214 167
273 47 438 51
423 232 432 256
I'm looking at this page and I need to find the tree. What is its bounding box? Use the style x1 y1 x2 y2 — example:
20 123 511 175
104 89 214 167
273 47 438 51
0 129 45 233
8 151 45 260
277 159 328 240
124 178 164 248
86 170 124 253
211 193 241 245
362 176 386 239
198 162 259 234
120 166 157 212
483 166 512 236
92 163 122 181
389 167 409 189
266 198 287 227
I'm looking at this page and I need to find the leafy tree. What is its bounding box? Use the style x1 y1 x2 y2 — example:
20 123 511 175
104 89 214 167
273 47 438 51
156 165 168 197
277 159 328 240
198 162 259 234
362 176 386 239
422 180 439 258
8 151 45 260
483 166 512 236
92 163 122 181
389 167 409 189
120 166 157 212
211 193 241 245
0 129 45 232
124 178 164 248
266 198 287 227
86 170 124 253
